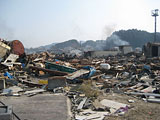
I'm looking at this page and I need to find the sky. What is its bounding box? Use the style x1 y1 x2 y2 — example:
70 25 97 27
0 0 160 48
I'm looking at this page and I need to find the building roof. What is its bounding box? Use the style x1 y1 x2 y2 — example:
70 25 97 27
119 45 132 47
150 42 160 46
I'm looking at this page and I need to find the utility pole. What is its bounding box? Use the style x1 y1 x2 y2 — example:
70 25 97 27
151 9 159 42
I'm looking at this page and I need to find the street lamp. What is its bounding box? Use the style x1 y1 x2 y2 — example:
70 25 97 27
151 9 159 42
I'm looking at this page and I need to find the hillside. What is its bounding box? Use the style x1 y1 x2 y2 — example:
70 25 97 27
51 39 80 50
25 29 160 53
114 29 160 48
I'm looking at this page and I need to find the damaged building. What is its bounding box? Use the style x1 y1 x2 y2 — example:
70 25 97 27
119 45 133 55
143 42 160 57
84 50 119 58
84 45 133 58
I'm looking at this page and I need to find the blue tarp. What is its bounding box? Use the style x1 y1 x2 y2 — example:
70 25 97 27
4 72 13 79
143 65 151 74
83 66 96 78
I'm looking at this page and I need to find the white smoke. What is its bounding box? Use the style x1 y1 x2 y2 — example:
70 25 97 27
105 34 129 49
101 24 116 39
108 34 129 45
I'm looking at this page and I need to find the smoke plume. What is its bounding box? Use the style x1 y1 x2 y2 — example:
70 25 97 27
105 34 129 49
101 24 116 39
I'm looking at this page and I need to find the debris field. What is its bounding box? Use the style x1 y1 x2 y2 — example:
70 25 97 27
0 39 160 120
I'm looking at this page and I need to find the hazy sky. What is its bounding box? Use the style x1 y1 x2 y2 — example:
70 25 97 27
0 0 160 48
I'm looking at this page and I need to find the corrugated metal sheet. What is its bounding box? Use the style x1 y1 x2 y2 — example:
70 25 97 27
0 41 11 58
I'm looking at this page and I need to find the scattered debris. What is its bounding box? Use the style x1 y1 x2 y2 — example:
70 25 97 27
0 39 160 119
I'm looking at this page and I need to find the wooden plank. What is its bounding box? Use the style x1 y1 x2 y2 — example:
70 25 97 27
77 97 87 110
100 99 128 110
141 86 155 93
67 69 89 80
24 89 45 95
129 83 143 89
125 92 160 97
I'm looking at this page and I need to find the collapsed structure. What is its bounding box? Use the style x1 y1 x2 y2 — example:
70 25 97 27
143 42 160 57
119 45 133 55
84 45 133 58
0 39 25 58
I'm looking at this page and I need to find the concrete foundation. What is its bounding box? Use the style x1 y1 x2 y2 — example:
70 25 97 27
0 106 13 120
48 76 66 90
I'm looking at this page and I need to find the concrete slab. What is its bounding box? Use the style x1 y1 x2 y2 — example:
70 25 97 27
1 94 70 120
48 77 66 90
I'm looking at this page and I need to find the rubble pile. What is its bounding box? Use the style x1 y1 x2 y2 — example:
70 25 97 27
0 40 160 119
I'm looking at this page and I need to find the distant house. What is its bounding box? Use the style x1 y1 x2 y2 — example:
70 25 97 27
143 42 160 57
119 45 133 55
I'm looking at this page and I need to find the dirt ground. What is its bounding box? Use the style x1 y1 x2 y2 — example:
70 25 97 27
98 93 160 120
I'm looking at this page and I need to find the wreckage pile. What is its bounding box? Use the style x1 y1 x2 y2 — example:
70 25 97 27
0 40 160 119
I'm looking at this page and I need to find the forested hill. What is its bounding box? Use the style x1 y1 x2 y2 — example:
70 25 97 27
113 29 160 48
25 29 160 53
